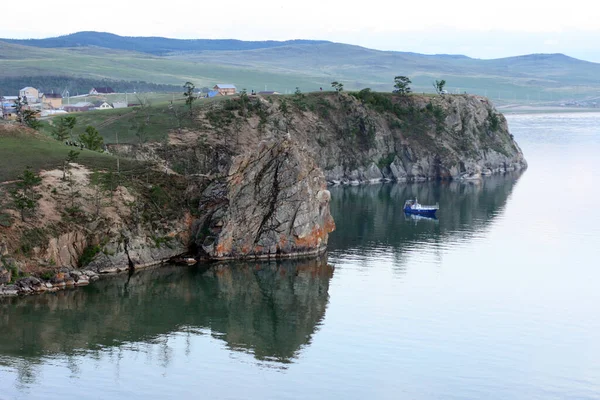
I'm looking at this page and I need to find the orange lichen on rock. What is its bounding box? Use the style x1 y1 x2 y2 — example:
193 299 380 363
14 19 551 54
215 236 233 257
294 224 327 249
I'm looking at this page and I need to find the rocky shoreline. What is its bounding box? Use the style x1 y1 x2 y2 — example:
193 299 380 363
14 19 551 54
1 267 99 297
324 161 526 186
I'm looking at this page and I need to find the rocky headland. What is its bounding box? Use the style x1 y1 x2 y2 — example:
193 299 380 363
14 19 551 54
0 91 526 296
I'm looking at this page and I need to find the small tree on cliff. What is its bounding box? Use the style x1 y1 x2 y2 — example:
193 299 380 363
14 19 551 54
239 88 249 118
331 81 344 95
292 87 307 110
183 81 196 117
89 170 104 217
433 79 447 94
278 99 293 133
10 167 42 221
393 76 412 95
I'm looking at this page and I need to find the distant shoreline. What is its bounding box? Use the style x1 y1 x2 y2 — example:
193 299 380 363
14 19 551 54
498 106 600 115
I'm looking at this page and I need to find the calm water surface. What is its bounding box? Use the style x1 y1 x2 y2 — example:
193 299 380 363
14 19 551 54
1 113 600 399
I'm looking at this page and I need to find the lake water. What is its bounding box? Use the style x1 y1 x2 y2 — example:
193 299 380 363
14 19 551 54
1 112 600 399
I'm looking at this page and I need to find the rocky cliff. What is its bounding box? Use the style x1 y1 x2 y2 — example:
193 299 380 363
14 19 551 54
194 139 334 259
142 92 525 186
311 93 527 183
0 91 526 296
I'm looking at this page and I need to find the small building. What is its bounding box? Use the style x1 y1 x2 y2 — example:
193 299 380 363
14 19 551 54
258 91 280 95
89 87 115 95
41 109 68 117
96 102 113 110
1 102 16 119
213 84 236 96
63 102 93 112
19 87 40 103
42 93 63 109
112 102 128 109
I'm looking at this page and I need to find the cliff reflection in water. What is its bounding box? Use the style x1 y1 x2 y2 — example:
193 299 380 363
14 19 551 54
328 171 523 253
0 256 333 367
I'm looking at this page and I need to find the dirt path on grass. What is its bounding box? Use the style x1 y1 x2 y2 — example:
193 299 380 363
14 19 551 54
96 110 137 128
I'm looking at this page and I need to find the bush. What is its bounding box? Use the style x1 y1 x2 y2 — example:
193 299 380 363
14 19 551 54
40 271 55 280
0 213 13 227
487 111 500 132
78 244 101 267
377 153 396 169
20 228 48 256
3 259 26 283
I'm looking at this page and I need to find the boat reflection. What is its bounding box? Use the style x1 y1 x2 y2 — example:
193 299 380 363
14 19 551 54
404 212 439 224
328 171 523 253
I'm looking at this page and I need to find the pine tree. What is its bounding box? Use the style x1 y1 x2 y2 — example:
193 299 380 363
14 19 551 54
79 126 104 151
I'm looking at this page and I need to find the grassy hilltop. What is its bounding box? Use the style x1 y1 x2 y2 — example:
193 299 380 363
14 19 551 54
0 124 141 182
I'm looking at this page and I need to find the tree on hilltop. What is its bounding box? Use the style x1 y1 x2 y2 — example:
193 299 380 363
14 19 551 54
331 81 344 94
11 167 42 221
434 79 447 94
183 81 196 117
393 76 412 95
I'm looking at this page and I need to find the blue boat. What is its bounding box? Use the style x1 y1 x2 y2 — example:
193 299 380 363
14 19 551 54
403 198 439 216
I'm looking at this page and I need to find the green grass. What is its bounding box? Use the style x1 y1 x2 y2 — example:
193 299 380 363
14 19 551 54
71 92 182 105
0 126 140 182
41 96 237 145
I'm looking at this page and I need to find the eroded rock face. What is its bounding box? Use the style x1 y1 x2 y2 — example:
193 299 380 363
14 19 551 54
45 231 88 268
195 139 335 259
87 233 187 273
297 94 527 184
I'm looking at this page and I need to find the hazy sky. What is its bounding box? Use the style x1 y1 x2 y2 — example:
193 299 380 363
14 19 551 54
3 0 600 61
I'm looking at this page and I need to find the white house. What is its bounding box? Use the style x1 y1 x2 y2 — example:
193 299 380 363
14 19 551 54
97 102 113 110
89 87 115 95
19 87 40 103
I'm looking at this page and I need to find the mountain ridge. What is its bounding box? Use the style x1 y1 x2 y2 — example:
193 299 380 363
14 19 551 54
3 31 596 64
1 31 331 55
1 32 599 103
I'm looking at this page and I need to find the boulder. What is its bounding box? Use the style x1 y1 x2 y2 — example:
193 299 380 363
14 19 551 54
1 285 19 296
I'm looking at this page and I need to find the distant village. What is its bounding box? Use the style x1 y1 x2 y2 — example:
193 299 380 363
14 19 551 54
0 83 281 120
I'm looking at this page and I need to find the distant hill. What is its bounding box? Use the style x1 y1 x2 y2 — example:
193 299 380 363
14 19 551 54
1 31 600 104
1 31 330 55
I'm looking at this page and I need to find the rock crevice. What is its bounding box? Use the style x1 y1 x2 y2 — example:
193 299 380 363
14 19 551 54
194 139 335 260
